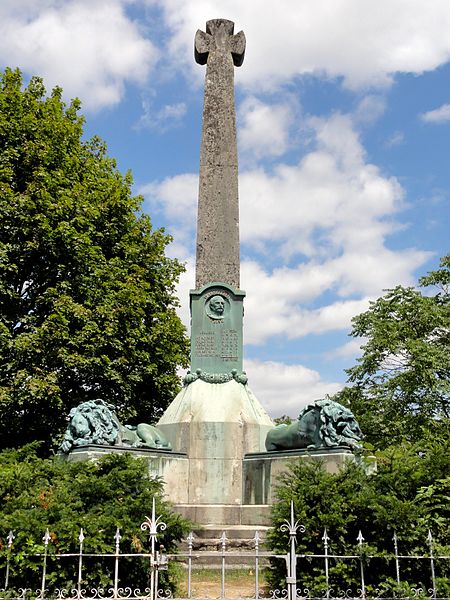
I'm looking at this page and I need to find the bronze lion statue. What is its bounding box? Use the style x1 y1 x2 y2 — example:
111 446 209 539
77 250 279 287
265 398 362 451
59 399 171 454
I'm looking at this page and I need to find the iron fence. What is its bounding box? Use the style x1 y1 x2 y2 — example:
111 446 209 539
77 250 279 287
1 501 448 600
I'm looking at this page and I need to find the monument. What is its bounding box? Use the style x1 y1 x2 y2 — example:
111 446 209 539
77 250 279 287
157 18 274 527
61 18 368 530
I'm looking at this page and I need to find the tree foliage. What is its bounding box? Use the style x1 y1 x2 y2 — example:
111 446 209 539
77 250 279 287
0 445 189 592
336 255 450 447
0 68 189 450
267 435 450 596
268 257 450 595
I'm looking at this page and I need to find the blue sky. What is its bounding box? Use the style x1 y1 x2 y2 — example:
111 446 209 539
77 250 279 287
1 0 449 417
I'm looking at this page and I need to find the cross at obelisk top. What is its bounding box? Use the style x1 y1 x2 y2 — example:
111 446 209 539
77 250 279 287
194 19 246 290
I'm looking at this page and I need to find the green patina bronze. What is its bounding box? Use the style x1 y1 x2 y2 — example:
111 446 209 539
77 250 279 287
183 368 248 385
59 399 172 454
265 399 363 451
190 282 245 378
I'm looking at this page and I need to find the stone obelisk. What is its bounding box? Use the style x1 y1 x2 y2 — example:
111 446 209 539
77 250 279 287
189 19 247 378
195 18 244 290
158 19 273 525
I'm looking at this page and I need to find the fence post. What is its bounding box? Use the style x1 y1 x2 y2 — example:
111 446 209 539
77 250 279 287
155 549 160 600
254 531 261 600
113 528 121 600
77 528 85 600
280 501 305 600
428 530 437 600
186 532 194 599
41 528 51 600
322 529 330 599
4 531 14 590
357 531 365 600
140 497 167 600
393 532 401 588
220 532 228 600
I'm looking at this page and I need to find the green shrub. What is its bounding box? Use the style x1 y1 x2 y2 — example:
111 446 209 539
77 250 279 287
0 445 190 592
267 438 449 597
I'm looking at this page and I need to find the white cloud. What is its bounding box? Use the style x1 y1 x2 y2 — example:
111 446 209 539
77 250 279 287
141 173 198 222
0 0 157 110
238 96 295 159
243 359 342 418
385 131 405 147
325 339 365 360
242 259 372 343
173 255 195 329
421 103 450 123
152 0 450 90
144 111 431 345
7 2 450 110
137 99 187 131
239 113 404 255
354 95 386 125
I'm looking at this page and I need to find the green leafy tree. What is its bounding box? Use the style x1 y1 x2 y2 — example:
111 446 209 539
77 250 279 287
267 436 450 597
0 445 190 592
336 255 450 447
0 69 189 450
267 257 450 595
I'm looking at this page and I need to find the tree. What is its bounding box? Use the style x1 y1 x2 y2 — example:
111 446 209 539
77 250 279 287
267 436 450 597
266 257 450 595
0 445 190 591
0 69 189 450
336 255 450 447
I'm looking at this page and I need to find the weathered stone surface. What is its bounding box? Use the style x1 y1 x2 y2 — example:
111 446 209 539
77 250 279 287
64 445 190 504
157 379 273 506
195 19 245 289
172 504 271 527
242 449 377 505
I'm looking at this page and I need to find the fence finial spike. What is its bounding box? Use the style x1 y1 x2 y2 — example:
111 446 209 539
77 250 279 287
43 528 51 545
79 528 85 544
357 530 364 545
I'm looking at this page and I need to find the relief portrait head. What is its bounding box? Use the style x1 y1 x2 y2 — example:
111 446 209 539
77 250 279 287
207 294 227 319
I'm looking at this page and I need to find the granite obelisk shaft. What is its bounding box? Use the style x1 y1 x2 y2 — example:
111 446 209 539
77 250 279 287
195 19 246 289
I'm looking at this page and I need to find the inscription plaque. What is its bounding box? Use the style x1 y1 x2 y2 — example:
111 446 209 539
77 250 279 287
221 330 238 359
195 332 216 356
190 282 245 374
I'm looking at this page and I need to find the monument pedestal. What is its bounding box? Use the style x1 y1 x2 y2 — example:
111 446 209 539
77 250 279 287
157 379 273 508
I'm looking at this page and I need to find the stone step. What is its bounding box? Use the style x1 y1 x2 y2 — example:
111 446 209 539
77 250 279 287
193 525 271 539
173 503 272 527
176 526 272 566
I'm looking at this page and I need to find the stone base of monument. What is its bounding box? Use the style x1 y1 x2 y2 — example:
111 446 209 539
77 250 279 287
243 447 377 506
62 442 375 529
61 386 375 531
157 379 274 507
63 444 189 505
171 503 271 526
178 524 272 565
